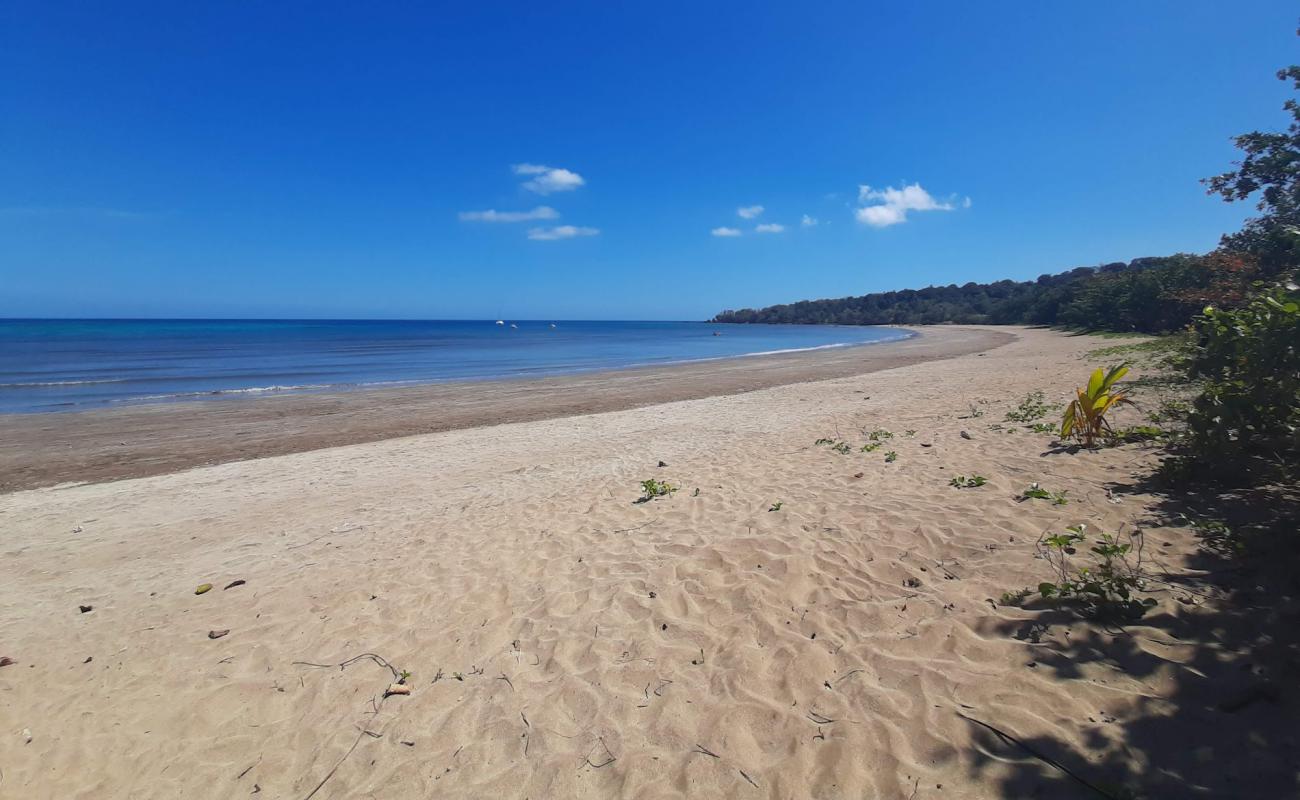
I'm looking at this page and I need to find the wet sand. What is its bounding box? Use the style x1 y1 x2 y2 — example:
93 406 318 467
0 325 1011 492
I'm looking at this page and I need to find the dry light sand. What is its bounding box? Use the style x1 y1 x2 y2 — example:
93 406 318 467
0 326 1291 798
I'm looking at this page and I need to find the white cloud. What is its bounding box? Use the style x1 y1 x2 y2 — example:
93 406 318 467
755 223 785 233
513 163 585 194
800 214 818 227
527 225 599 241
458 206 559 223
854 182 964 227
856 204 908 227
737 205 764 219
711 226 742 237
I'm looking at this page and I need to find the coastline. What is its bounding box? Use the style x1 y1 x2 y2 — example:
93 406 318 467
0 325 1011 492
2 325 1275 798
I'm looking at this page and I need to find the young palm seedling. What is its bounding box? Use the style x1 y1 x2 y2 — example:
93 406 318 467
949 475 988 488
768 501 784 512
883 450 898 463
1061 363 1134 447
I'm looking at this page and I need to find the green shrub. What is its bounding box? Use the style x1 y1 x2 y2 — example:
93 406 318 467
1183 284 1300 472
1035 525 1154 621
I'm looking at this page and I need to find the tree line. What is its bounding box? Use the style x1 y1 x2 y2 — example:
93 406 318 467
710 252 1261 334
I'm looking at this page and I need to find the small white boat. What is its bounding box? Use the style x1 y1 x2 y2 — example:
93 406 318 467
510 323 518 329
549 323 557 329
495 320 505 326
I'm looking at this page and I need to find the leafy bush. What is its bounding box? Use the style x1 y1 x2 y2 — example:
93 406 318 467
949 475 987 488
1182 284 1300 472
1060 364 1134 447
1035 525 1154 620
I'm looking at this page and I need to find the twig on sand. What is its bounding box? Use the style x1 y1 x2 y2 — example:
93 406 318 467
287 525 365 551
693 744 720 758
293 653 407 800
613 518 659 534
739 769 759 788
582 737 617 769
292 653 400 682
957 711 1121 800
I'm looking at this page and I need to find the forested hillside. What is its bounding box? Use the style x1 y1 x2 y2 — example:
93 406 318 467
711 252 1258 334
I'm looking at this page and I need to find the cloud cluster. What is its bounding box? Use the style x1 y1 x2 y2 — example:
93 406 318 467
855 183 965 227
513 164 585 195
801 215 818 227
527 225 599 241
458 206 558 223
712 204 797 237
460 164 597 240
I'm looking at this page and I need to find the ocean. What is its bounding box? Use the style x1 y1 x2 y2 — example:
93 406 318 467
0 319 912 414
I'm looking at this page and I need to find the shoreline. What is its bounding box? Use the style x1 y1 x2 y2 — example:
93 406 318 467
2 325 1274 797
0 325 1012 492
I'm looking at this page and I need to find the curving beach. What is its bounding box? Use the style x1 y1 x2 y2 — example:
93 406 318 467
1 326 1287 798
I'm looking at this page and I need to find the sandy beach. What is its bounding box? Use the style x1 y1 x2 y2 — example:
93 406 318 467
0 326 1008 493
0 326 1290 798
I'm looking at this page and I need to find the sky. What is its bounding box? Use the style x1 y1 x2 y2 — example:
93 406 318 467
2 2 1297 320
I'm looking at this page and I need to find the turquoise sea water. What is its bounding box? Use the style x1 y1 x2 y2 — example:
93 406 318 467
0 319 912 413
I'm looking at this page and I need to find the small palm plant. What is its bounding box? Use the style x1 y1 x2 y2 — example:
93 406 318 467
1061 363 1134 447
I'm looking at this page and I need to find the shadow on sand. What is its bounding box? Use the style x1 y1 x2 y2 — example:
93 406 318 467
964 470 1299 798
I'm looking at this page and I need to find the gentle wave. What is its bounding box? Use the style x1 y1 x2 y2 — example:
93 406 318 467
110 383 338 403
621 335 910 369
0 379 129 388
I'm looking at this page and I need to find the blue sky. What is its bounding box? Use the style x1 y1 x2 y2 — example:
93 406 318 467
2 2 1297 320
